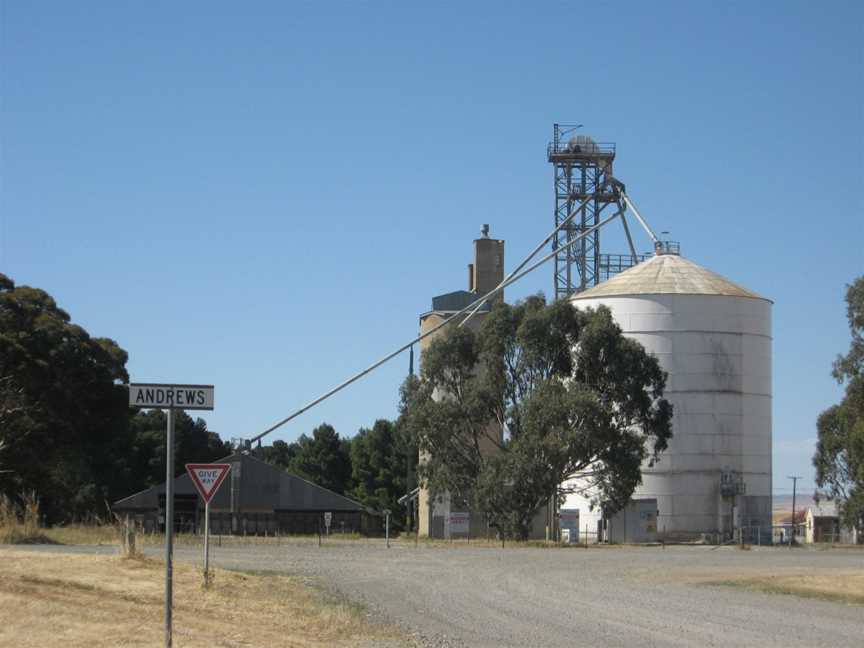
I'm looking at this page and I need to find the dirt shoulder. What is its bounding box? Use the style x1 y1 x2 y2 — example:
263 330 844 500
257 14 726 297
0 546 410 648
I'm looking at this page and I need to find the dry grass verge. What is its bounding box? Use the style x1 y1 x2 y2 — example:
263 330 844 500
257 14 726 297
0 547 408 647
1 493 122 546
703 571 864 606
41 524 120 545
0 492 56 544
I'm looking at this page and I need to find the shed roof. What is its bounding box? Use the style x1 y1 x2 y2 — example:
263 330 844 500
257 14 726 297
808 501 839 518
113 452 370 513
570 254 769 302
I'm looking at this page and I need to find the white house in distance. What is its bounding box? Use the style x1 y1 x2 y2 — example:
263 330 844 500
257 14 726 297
804 501 859 544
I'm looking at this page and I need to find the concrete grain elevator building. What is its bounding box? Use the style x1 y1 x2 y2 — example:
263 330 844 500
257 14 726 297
414 227 505 539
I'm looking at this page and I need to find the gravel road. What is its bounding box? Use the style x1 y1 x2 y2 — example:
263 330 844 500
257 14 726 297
16 540 864 647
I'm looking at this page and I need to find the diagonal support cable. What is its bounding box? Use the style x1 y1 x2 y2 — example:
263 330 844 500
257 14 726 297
246 207 626 446
619 191 658 244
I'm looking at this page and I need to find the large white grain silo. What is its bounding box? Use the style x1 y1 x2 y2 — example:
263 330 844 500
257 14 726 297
561 247 772 543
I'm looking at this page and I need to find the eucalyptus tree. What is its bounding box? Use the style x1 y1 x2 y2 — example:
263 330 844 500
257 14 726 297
814 276 864 539
0 273 131 520
401 295 673 539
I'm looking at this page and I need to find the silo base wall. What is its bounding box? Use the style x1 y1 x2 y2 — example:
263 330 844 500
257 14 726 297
570 286 773 543
563 483 771 542
742 495 771 530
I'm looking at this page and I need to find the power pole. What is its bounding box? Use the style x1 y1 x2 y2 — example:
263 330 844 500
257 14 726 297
788 476 801 547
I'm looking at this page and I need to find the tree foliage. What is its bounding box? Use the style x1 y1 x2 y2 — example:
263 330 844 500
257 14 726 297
127 410 231 487
0 271 413 522
258 419 416 521
287 423 352 494
0 273 230 522
401 296 673 539
260 439 300 469
814 276 864 537
0 273 132 520
349 419 412 526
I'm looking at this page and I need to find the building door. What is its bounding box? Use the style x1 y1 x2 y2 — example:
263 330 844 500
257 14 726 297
431 515 445 539
629 499 658 543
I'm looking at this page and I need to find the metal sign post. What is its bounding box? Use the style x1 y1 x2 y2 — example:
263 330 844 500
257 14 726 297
164 408 175 648
185 463 231 589
129 383 214 648
204 500 210 583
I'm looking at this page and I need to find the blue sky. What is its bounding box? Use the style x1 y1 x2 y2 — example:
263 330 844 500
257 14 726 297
2 1 862 496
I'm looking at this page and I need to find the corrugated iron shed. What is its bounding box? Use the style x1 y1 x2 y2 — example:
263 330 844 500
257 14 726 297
113 452 368 513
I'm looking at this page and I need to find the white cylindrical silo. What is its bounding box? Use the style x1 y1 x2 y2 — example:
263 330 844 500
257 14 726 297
563 250 772 542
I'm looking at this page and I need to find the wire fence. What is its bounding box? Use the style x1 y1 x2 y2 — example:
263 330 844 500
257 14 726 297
769 524 805 546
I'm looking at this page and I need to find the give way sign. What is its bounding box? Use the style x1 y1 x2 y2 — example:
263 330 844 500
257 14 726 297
185 464 231 504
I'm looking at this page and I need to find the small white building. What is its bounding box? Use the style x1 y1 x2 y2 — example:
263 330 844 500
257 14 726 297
804 501 859 544
561 249 772 543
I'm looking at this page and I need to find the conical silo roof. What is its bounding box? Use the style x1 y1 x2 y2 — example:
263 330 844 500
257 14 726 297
570 254 769 301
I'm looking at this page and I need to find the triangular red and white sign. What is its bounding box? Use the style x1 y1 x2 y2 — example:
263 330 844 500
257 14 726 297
185 463 231 504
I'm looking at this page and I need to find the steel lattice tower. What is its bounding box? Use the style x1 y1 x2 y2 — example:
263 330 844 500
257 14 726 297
547 124 618 300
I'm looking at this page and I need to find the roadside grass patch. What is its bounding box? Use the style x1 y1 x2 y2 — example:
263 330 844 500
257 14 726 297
41 523 119 545
0 492 122 546
0 492 55 544
704 572 864 606
0 547 408 647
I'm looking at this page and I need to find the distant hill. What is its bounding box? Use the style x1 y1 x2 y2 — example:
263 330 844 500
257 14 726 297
773 493 815 513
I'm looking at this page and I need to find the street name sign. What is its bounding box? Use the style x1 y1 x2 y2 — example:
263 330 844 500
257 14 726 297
127 380 215 647
185 464 231 504
128 383 214 410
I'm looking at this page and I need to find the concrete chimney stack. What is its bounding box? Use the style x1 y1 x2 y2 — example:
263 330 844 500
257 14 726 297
472 227 504 303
